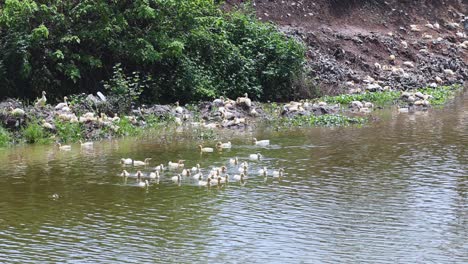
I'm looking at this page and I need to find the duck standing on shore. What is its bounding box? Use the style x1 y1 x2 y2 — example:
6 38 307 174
35 91 47 108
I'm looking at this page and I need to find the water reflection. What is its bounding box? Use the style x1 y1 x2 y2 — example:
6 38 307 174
0 92 466 263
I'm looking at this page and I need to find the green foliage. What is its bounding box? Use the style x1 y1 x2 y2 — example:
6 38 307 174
0 125 12 147
54 120 84 143
0 0 305 103
272 114 367 128
418 85 460 105
112 117 140 137
103 63 148 113
22 122 51 144
321 91 401 105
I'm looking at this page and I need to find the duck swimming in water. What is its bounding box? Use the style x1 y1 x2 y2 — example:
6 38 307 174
216 141 232 149
133 158 152 166
253 138 270 146
57 143 71 151
272 168 284 178
120 170 130 177
249 153 262 160
198 145 214 153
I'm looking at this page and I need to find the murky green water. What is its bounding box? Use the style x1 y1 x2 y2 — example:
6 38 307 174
0 92 467 263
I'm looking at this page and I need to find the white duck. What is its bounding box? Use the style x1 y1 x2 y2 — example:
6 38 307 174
193 172 203 180
79 140 93 148
154 164 165 171
198 177 212 187
35 91 47 108
249 153 262 160
216 141 232 149
137 179 149 188
133 158 152 166
233 173 246 181
174 101 184 114
149 170 160 179
181 169 191 177
198 145 214 153
57 143 71 151
238 164 248 173
10 107 25 117
171 174 182 184
272 168 285 178
229 157 239 165
120 170 130 177
121 158 133 165
258 167 268 176
168 160 184 170
55 96 69 110
219 175 229 184
191 164 201 173
253 138 270 146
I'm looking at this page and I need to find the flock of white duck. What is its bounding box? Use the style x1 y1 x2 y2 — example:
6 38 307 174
118 138 284 188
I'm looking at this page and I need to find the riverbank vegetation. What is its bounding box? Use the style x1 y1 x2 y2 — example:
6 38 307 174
0 0 305 103
0 84 463 148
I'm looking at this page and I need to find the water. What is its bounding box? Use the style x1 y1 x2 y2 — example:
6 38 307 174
0 93 467 263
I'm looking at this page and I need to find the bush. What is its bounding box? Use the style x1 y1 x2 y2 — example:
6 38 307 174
54 120 84 143
0 125 12 147
22 122 50 144
0 0 305 103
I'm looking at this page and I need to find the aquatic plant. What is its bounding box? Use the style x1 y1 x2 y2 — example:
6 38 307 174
321 91 400 106
273 114 367 128
418 85 461 105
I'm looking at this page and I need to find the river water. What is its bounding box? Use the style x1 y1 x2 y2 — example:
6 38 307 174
0 92 467 263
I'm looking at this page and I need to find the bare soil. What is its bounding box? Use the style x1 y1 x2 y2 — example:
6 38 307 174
226 0 468 96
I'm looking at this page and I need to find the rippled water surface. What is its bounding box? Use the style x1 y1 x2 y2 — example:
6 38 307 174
0 93 467 263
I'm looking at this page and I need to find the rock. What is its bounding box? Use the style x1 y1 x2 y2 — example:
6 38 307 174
422 33 433 39
403 61 415 68
364 102 374 108
86 94 100 104
414 100 430 106
366 83 382 92
435 76 443 83
410 24 421 32
401 41 408 49
350 101 363 109
359 107 371 113
414 92 426 99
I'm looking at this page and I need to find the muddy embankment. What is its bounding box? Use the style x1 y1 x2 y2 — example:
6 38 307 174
1 0 467 144
227 0 467 95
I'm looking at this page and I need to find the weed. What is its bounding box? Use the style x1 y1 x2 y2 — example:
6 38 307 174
418 85 461 105
0 126 12 147
320 91 401 106
22 122 51 144
54 120 84 143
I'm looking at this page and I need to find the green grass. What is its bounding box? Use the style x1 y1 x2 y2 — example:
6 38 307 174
22 122 51 144
54 120 85 143
0 125 12 147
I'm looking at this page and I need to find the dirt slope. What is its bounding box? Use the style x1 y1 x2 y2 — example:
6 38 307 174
226 0 468 96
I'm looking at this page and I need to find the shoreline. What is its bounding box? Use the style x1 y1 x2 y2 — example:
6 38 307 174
0 84 464 148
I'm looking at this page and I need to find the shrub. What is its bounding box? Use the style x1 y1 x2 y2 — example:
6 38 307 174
54 120 84 143
22 122 50 144
0 0 306 103
0 125 12 147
